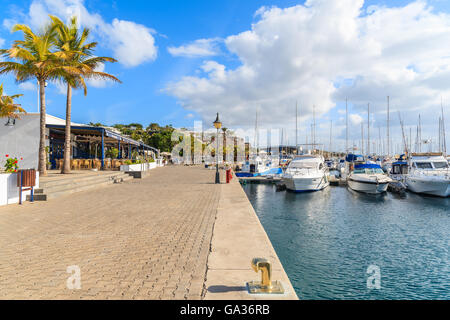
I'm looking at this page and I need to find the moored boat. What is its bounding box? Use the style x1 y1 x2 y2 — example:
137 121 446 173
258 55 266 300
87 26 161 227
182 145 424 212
405 153 449 197
235 155 282 177
282 155 329 192
348 163 392 194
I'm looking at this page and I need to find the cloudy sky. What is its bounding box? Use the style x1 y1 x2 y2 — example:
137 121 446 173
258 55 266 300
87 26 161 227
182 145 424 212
0 0 449 153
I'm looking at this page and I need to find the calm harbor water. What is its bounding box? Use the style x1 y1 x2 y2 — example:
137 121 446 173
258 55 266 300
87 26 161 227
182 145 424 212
242 183 449 300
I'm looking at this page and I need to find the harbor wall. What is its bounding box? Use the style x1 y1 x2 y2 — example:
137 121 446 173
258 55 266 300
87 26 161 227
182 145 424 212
204 172 298 300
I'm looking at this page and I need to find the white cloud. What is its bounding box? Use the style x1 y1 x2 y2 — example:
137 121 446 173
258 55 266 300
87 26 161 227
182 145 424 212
349 114 363 126
166 0 450 151
107 19 157 67
168 38 221 57
8 0 157 68
18 82 37 91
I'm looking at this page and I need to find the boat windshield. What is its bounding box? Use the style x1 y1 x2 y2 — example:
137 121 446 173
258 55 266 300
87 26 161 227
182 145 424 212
289 161 318 169
415 162 433 169
354 168 384 174
433 162 449 169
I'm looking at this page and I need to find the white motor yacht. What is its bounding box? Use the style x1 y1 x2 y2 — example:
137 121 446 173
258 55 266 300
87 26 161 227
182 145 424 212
405 153 450 197
347 163 392 194
282 155 329 192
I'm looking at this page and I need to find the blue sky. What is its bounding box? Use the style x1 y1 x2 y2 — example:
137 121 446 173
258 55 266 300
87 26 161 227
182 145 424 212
1 0 449 152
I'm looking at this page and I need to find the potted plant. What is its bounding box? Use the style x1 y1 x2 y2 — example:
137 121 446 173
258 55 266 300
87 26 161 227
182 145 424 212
4 154 21 173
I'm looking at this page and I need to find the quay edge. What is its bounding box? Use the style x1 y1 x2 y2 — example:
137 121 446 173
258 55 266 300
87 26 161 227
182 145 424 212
204 171 298 300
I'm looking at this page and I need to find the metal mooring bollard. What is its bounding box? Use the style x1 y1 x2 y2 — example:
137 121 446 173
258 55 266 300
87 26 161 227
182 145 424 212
247 258 284 294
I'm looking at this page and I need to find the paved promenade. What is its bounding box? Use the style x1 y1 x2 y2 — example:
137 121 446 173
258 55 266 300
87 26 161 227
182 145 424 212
0 166 220 299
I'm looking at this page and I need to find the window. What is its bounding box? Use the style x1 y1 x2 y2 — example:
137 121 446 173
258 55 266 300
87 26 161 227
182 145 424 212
433 162 449 169
289 162 318 169
415 162 433 169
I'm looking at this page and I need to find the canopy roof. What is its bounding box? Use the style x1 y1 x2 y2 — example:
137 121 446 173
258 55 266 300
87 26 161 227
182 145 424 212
346 154 364 162
46 124 160 154
355 163 382 169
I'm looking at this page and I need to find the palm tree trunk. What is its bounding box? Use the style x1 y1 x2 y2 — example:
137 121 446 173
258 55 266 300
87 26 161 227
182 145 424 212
38 80 47 176
61 84 72 174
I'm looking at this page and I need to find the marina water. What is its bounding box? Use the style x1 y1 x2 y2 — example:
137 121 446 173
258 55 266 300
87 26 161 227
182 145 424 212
242 183 449 299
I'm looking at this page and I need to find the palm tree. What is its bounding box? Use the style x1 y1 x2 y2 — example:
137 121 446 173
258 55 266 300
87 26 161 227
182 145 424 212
0 23 64 176
0 83 25 119
50 15 121 174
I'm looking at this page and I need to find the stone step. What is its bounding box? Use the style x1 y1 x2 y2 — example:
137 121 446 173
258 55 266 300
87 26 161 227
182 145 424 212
26 193 47 201
40 171 126 189
27 172 134 201
42 173 133 194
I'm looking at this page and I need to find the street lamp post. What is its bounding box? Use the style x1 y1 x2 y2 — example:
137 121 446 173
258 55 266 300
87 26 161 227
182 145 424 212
213 113 222 184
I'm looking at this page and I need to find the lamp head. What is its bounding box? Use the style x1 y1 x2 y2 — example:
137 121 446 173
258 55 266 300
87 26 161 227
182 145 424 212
213 112 222 129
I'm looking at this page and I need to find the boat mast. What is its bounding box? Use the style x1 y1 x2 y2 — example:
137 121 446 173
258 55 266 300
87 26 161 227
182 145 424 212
313 105 316 152
254 109 259 155
346 98 348 155
419 114 422 153
442 97 447 155
361 123 364 156
398 112 408 155
367 103 370 156
296 101 298 155
387 96 390 157
329 119 332 158
409 127 412 156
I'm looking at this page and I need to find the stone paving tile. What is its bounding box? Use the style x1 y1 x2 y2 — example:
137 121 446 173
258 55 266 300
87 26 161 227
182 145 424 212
0 166 220 299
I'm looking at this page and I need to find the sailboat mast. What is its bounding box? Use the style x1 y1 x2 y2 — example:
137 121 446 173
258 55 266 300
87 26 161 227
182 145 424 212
442 98 447 155
387 96 390 157
378 126 381 156
329 120 332 157
419 114 422 153
361 123 364 156
295 101 298 154
367 103 370 156
313 105 316 152
254 109 259 155
346 98 348 155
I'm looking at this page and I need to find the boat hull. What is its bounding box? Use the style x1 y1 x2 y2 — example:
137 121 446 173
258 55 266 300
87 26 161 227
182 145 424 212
406 177 450 197
235 167 282 178
283 176 329 192
348 179 389 194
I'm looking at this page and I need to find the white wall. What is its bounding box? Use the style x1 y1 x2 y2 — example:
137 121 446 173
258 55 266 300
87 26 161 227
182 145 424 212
0 171 40 206
0 114 40 170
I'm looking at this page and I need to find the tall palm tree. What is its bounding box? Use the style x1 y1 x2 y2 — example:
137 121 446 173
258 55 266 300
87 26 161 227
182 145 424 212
50 15 121 174
0 23 66 176
0 83 25 119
